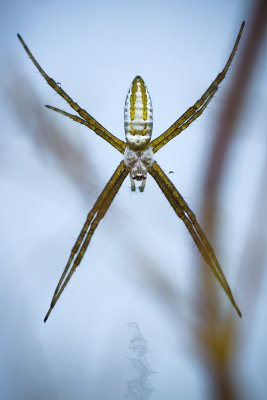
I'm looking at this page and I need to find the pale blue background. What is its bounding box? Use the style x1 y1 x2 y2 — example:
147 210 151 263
0 0 266 399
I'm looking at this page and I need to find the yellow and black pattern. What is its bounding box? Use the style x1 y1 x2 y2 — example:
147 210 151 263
150 21 245 154
149 161 241 317
44 161 128 322
17 22 244 321
124 76 153 150
17 34 126 154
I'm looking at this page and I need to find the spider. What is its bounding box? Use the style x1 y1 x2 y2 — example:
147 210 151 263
17 22 244 322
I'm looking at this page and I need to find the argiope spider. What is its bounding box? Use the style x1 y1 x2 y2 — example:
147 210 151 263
18 21 244 322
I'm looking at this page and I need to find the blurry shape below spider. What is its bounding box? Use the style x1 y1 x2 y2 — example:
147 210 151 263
17 22 244 322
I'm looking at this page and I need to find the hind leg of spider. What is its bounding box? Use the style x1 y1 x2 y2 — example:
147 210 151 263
17 34 126 154
150 21 245 153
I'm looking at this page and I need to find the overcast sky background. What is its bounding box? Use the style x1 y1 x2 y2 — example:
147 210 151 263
1 0 267 399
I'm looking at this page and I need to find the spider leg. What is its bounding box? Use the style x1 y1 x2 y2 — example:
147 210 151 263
45 105 126 154
44 161 128 322
152 86 218 153
17 34 126 154
149 161 241 317
52 160 126 299
150 21 245 154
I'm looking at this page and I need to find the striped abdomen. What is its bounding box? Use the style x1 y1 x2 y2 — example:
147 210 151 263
124 76 153 150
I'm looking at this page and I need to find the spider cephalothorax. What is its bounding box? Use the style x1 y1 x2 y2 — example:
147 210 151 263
17 21 245 322
124 145 154 189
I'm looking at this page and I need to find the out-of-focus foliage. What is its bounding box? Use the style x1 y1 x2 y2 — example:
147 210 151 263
1 0 266 399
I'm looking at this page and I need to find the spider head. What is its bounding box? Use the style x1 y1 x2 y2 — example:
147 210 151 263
124 146 154 180
124 76 153 150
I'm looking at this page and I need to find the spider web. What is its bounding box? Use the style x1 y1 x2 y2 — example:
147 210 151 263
125 322 155 400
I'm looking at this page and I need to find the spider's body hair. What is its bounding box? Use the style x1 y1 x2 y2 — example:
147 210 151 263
124 76 153 151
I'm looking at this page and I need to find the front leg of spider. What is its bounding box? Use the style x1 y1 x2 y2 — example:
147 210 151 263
18 22 243 321
123 23 244 317
44 161 128 322
149 162 241 317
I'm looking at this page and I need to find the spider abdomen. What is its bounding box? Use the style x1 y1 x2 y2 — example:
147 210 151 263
124 76 153 150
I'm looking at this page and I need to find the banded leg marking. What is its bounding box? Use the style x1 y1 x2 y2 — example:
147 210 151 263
149 161 241 317
17 34 126 153
151 22 245 153
44 161 128 322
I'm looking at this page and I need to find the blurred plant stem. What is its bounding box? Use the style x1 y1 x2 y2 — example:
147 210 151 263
197 1 267 399
5 72 99 202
